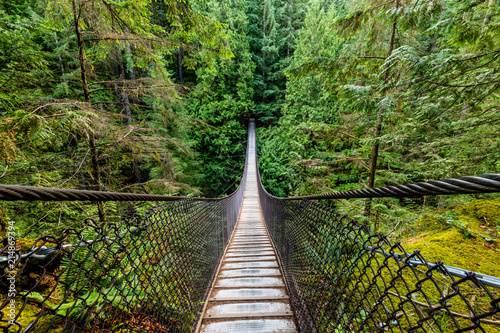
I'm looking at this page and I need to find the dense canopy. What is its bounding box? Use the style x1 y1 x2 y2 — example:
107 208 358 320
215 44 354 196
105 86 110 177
0 0 499 251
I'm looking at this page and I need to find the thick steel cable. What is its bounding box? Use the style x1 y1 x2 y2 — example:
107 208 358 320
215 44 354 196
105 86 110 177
256 171 500 288
279 173 500 200
0 184 218 202
3 173 499 203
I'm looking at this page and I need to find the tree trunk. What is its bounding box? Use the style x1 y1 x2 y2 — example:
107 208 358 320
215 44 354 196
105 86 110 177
262 11 266 90
114 52 140 185
438 196 445 210
72 0 90 103
117 51 132 123
482 0 494 31
364 0 398 218
132 160 141 184
124 27 135 80
287 0 292 59
383 4 398 82
54 32 65 76
178 48 183 83
285 0 294 85
71 0 105 222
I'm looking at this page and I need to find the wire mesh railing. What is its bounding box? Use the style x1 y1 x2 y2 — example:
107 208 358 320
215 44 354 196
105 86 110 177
2 117 500 333
256 170 500 331
0 155 247 332
251 116 500 332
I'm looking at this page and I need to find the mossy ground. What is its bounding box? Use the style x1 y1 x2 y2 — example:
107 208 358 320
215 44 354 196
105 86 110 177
10 302 63 332
397 199 500 332
403 199 500 276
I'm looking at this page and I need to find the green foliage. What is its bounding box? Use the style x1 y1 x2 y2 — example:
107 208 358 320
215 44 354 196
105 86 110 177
2 1 500 331
257 0 500 206
258 1 349 197
0 0 235 233
247 0 308 123
187 0 255 196
284 0 342 125
0 5 49 113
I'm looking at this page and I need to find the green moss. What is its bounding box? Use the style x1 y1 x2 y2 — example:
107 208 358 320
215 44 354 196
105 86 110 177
456 199 500 226
13 302 63 332
15 302 39 328
417 199 500 242
405 199 500 276
401 208 500 332
0 207 7 235
16 238 39 252
404 229 500 275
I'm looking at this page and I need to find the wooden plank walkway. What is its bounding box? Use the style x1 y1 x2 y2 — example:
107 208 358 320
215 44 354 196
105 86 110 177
196 122 298 332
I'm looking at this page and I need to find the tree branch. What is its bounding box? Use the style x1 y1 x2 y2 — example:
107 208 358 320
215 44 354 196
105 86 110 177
423 79 500 88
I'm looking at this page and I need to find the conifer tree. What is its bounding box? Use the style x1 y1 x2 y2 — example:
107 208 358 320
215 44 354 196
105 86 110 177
284 0 342 125
247 0 308 123
188 0 255 196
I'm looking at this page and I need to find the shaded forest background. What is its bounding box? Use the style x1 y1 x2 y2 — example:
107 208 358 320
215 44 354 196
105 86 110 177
1 0 499 241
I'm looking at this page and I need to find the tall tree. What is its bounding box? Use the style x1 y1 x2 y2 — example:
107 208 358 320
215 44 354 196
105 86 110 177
188 0 255 196
332 0 442 217
285 0 343 125
260 0 499 226
247 0 309 124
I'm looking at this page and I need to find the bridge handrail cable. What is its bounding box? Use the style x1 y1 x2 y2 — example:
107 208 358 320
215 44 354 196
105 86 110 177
2 174 499 202
253 119 500 332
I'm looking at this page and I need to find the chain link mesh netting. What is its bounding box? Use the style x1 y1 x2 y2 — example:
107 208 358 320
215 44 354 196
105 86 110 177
257 176 500 332
2 118 500 333
0 169 246 332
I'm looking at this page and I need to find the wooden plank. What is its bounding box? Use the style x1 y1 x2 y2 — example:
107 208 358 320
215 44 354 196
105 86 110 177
220 265 280 270
204 312 294 319
226 249 273 252
225 253 275 258
208 296 290 302
213 284 286 289
217 273 282 278
224 256 276 264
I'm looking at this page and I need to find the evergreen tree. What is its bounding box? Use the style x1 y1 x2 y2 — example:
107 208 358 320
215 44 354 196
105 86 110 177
247 0 308 124
0 0 233 228
284 0 343 125
188 0 255 196
258 0 348 197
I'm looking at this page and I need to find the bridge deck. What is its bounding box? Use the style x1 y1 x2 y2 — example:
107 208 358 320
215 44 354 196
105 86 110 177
196 123 298 332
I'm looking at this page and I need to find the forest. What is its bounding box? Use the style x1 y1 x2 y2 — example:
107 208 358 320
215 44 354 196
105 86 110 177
1 0 500 331
1 0 500 283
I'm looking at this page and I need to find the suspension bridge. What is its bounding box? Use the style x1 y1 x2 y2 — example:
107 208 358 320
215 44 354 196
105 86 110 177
1 119 500 332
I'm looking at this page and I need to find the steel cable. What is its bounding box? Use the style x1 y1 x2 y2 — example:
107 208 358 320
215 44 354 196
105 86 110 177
0 184 218 202
1 175 498 204
277 173 500 200
2 118 500 333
